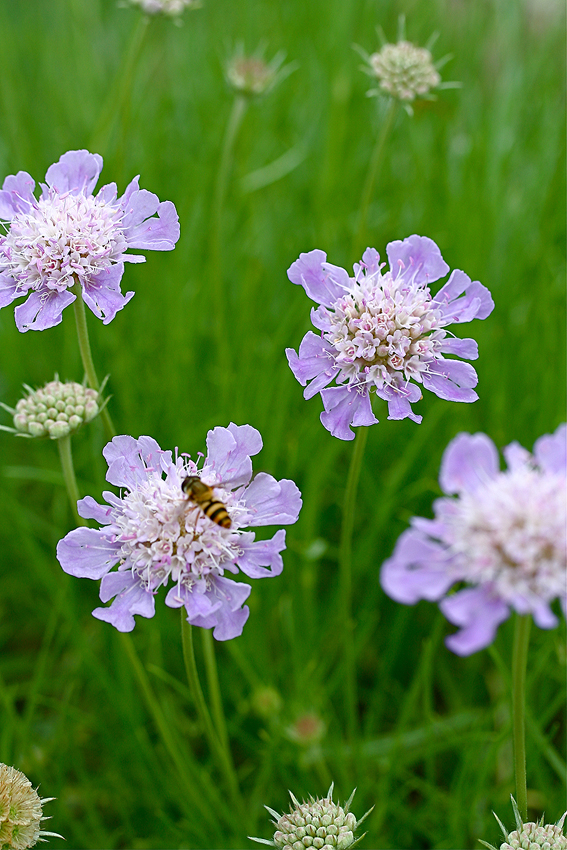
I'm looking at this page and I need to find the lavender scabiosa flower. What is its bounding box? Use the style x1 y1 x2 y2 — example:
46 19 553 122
381 424 567 655
0 763 62 849
57 424 302 640
249 784 373 849
286 235 494 440
480 797 567 850
0 150 180 332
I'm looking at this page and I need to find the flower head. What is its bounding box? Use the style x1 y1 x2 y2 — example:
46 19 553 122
0 150 180 332
226 45 295 98
368 40 441 102
1 377 102 440
480 796 567 850
249 784 373 849
128 0 200 16
57 424 302 640
0 763 62 849
286 235 494 440
381 424 567 654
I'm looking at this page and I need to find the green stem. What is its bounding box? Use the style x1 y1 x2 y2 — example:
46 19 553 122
72 283 116 440
119 632 218 820
352 98 397 257
338 426 369 741
512 613 531 820
181 615 243 813
57 435 86 526
210 94 248 398
89 14 149 154
201 627 230 754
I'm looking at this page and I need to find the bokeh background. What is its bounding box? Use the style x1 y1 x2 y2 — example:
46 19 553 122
0 0 565 847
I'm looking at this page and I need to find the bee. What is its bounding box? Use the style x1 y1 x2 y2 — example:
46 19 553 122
181 476 232 529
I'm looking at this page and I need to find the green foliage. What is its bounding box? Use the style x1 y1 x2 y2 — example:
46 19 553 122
0 0 564 848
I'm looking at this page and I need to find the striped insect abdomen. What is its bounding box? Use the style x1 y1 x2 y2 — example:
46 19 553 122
201 499 231 529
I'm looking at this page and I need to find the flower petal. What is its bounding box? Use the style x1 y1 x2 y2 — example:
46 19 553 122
57 527 121 578
387 235 449 287
77 495 114 524
433 270 494 323
287 250 346 307
533 423 566 475
421 358 478 402
103 435 167 489
286 331 338 398
123 197 180 251
380 528 456 604
0 171 36 217
0 273 22 308
187 576 252 640
440 586 510 655
236 529 286 577
438 336 478 360
439 432 500 495
241 474 302 526
319 385 372 441
93 573 156 632
44 150 103 196
14 288 76 332
80 263 134 325
379 382 422 423
202 423 262 488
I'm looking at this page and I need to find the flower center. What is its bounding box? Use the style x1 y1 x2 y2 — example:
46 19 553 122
113 476 239 589
445 467 566 604
325 272 443 385
0 191 127 292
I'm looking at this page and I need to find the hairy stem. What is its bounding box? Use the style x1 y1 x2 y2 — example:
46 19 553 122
512 613 531 820
338 426 369 740
352 98 397 257
210 94 248 400
57 435 87 526
72 282 116 439
181 615 243 814
201 627 230 754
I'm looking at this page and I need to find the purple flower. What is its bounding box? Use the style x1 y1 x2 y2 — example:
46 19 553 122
56 424 302 640
285 235 494 440
0 150 180 331
381 424 566 655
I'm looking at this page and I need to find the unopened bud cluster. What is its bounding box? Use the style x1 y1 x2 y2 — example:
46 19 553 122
369 40 441 101
227 56 277 96
13 380 99 440
499 818 567 850
0 763 60 849
250 785 371 850
480 798 567 850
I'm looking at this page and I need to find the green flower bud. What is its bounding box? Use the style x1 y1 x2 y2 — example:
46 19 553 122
4 379 101 440
480 797 567 850
249 785 373 850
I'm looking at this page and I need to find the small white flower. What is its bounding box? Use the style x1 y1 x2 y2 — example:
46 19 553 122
480 796 567 850
1 377 103 440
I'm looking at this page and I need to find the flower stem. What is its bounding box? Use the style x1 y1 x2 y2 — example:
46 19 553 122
352 98 397 257
57 435 87 526
338 425 369 741
201 627 230 754
89 14 149 155
210 94 248 401
72 282 116 440
512 613 531 820
119 631 218 820
181 615 243 813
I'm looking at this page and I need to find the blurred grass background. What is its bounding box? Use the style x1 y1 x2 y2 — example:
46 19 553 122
0 0 565 847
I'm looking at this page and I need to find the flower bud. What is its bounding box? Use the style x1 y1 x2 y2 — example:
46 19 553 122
249 785 373 849
369 40 441 101
8 379 100 439
0 762 62 849
480 797 567 850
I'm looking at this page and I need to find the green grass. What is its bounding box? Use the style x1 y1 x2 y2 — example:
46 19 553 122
0 0 565 847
